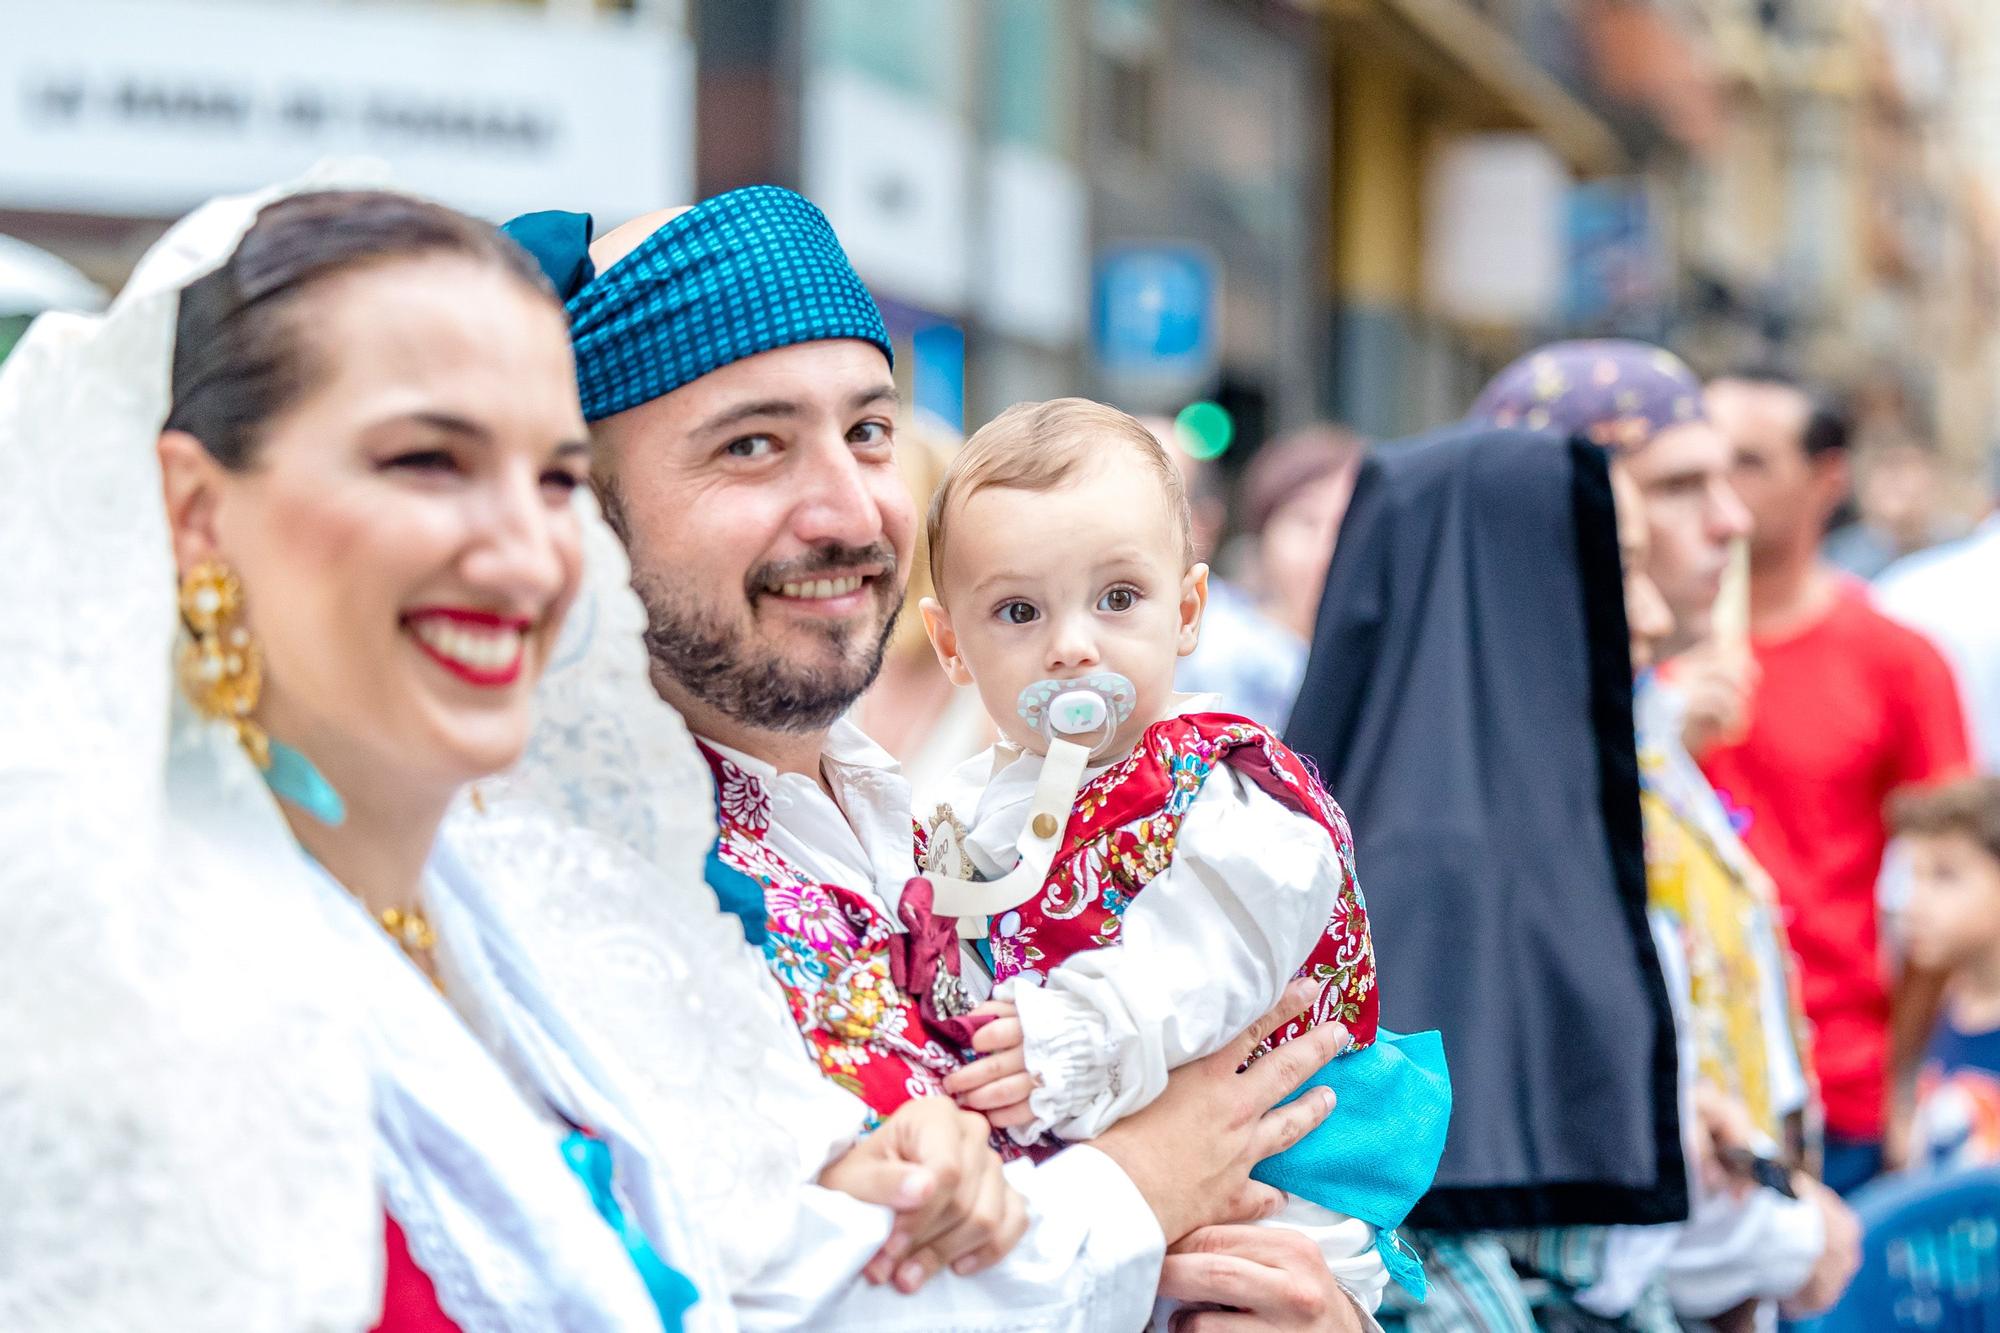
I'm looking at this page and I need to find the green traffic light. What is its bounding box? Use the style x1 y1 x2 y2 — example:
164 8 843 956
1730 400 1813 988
1174 400 1234 460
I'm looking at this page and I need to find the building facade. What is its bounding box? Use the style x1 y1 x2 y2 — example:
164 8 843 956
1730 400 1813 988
4 0 1995 496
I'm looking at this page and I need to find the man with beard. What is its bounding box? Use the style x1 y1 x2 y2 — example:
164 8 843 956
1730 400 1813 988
505 189 1364 1331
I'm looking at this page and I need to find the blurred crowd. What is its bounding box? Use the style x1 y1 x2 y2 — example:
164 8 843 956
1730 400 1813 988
859 346 2000 1331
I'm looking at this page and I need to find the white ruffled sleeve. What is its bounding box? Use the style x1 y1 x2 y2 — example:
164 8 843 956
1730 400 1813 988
1265 1197 1390 1316
1005 766 1340 1142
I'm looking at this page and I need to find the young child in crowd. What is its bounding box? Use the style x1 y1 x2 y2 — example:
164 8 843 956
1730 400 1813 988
915 398 1450 1310
1894 776 2000 1173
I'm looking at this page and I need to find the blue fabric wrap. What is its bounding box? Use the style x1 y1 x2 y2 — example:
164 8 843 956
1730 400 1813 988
560 1129 700 1331
1250 1028 1453 1301
503 186 892 423
502 209 597 302
704 786 768 948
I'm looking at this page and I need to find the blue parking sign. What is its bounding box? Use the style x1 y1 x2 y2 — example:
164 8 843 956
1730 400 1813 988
1091 244 1217 380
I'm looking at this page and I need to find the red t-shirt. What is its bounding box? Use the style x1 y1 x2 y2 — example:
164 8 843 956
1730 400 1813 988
1699 580 1971 1139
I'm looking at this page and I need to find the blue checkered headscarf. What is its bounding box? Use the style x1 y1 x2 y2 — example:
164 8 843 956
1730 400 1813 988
503 186 893 423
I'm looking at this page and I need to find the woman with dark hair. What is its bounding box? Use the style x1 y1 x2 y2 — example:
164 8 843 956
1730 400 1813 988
0 181 711 1331
1178 424 1364 732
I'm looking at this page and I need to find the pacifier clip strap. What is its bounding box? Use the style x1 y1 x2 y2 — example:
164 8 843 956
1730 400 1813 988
927 737 1092 937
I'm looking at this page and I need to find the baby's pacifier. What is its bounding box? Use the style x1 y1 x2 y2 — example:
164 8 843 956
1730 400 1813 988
925 671 1139 937
1016 671 1137 761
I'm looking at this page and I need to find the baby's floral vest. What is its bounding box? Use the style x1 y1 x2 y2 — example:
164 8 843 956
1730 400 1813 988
947 713 1380 1056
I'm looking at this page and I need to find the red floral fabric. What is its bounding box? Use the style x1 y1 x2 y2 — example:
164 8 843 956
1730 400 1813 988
987 713 1379 1056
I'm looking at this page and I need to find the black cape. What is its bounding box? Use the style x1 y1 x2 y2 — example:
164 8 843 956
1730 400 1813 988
1286 426 1686 1231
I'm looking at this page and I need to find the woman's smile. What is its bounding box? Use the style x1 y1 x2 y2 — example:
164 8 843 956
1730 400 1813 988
403 606 535 687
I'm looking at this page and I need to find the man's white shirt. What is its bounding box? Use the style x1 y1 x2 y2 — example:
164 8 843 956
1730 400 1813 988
1876 515 2000 773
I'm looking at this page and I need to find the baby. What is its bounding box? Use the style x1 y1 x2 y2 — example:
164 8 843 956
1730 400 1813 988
915 398 1449 1313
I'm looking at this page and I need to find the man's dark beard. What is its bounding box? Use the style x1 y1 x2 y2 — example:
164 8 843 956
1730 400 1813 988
632 545 901 734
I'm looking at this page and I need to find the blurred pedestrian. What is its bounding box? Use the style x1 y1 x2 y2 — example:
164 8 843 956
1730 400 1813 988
1876 452 2000 772
851 416 995 799
1290 421 1688 1332
1177 424 1362 730
1891 777 2000 1175
1151 414 1230 565
1155 417 1289 724
1702 369 1973 1193
1584 357 1759 762
1823 435 1961 580
1246 425 1365 646
1456 341 1851 1331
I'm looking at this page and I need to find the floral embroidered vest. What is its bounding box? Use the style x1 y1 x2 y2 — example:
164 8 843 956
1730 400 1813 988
699 744 969 1127
966 713 1379 1056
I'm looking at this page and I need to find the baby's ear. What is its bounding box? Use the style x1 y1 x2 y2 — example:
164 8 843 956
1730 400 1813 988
920 597 976 686
1177 563 1210 658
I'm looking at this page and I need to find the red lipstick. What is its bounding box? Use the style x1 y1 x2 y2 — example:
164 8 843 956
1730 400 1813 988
402 607 533 688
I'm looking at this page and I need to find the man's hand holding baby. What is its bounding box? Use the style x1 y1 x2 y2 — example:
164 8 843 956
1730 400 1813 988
942 999 1041 1130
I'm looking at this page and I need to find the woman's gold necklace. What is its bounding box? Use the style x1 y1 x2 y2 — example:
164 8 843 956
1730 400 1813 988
377 905 441 983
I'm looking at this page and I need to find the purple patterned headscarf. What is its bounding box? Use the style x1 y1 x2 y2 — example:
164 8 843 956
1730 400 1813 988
1468 339 1705 453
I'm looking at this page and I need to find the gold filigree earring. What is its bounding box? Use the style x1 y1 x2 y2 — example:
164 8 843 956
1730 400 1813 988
178 558 270 768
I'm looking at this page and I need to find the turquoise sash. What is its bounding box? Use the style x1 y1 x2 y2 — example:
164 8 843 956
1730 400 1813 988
561 1130 700 1331
1250 1029 1453 1300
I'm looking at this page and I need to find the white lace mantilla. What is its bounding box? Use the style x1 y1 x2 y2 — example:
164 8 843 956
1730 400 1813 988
454 513 872 1291
0 179 384 1332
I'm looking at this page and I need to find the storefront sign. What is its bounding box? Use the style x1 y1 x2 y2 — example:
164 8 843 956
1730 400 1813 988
1423 133 1568 327
977 144 1086 347
803 67 971 312
0 0 690 220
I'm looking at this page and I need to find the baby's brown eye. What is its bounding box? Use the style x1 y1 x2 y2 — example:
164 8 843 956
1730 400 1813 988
1099 587 1138 613
1000 602 1038 625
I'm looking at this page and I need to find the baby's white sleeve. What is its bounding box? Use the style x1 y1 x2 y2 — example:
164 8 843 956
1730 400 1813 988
1005 767 1340 1142
1265 1197 1391 1317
